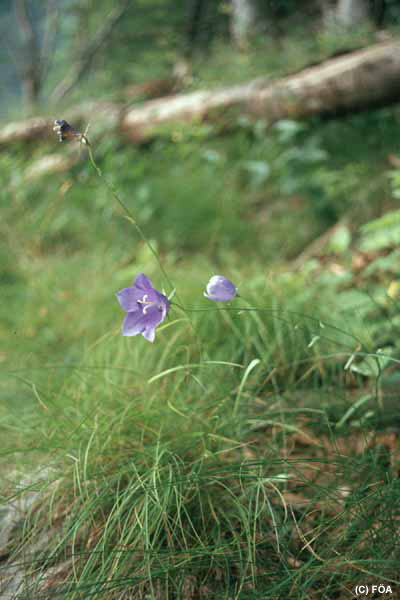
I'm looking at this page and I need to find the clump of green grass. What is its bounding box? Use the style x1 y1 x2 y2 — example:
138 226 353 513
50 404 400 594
2 334 399 598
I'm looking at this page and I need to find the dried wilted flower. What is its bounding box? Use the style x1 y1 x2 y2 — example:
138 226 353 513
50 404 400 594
53 120 88 144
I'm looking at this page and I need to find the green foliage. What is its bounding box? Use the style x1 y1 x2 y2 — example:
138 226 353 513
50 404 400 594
360 210 400 251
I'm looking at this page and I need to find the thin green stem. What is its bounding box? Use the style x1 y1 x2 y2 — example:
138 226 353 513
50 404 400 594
174 302 365 345
87 144 174 294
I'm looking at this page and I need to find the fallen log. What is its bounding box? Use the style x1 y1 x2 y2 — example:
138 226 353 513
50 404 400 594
121 40 400 142
0 117 52 146
1 40 400 149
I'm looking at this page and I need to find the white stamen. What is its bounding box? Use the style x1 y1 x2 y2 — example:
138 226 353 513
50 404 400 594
138 294 157 315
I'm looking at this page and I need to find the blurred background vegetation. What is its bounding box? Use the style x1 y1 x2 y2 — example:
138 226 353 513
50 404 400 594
1 1 400 598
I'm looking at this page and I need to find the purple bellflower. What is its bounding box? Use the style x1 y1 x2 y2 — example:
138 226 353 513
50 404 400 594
204 275 237 302
116 274 170 342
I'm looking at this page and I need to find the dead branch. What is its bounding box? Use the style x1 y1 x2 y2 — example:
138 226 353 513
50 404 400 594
50 0 131 102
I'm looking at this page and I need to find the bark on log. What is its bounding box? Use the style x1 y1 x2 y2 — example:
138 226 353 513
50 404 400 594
0 117 51 146
121 40 400 142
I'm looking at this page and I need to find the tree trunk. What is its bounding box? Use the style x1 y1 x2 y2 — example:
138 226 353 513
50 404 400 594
319 0 338 29
371 0 386 27
121 41 400 143
15 0 42 109
336 0 370 27
230 0 257 50
185 0 207 57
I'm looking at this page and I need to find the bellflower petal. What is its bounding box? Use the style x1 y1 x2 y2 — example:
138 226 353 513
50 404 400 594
204 275 237 302
134 274 155 293
122 310 147 336
116 287 141 312
116 273 170 342
116 275 156 311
